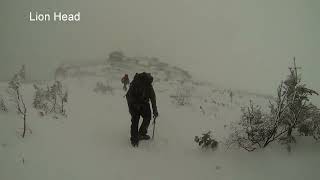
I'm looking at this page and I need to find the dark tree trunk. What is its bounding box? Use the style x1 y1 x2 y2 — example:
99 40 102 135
287 126 293 137
61 100 64 113
22 111 26 138
54 96 56 112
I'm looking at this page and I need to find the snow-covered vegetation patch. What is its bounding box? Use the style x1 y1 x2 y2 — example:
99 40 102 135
0 96 8 113
170 83 193 106
33 81 68 116
93 81 114 95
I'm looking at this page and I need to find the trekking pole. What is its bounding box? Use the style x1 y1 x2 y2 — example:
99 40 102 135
152 116 157 140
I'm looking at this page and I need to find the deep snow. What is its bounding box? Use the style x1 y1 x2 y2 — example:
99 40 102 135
1 61 319 180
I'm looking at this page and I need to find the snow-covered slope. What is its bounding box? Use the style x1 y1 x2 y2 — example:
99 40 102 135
1 58 319 180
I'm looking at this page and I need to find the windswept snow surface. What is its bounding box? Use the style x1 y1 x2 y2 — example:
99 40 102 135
1 61 319 180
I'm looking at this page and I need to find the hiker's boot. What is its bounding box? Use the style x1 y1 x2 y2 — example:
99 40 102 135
131 140 139 147
139 134 151 140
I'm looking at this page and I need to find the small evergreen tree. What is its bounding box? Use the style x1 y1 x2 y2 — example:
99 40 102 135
33 81 68 116
279 58 319 144
49 81 62 112
194 131 218 150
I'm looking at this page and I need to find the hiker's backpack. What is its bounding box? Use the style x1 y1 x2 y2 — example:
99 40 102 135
126 72 153 103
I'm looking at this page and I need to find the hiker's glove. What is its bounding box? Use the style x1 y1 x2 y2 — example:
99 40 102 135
153 111 158 118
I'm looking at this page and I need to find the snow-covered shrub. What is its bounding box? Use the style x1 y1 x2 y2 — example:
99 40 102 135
297 108 320 139
7 66 28 138
194 131 218 150
49 81 62 112
171 85 191 106
33 84 51 114
228 101 274 151
94 82 114 95
229 59 320 151
311 116 320 140
0 97 8 112
33 81 68 116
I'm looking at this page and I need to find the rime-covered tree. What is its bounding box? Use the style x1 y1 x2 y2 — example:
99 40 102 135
33 81 68 116
61 91 68 114
8 66 28 137
280 58 319 143
54 81 68 114
49 81 62 112
33 84 51 114
229 58 320 151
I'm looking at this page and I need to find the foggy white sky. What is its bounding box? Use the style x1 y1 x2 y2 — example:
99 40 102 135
0 0 319 104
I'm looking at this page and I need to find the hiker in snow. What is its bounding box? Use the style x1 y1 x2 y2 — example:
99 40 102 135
126 72 158 147
229 90 233 104
121 74 130 91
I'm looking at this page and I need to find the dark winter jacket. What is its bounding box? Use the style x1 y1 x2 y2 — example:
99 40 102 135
126 73 158 114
